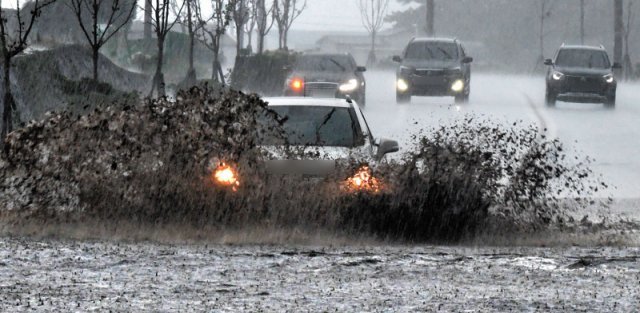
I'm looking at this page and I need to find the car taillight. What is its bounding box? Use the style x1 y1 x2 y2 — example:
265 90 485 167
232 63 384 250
290 77 304 92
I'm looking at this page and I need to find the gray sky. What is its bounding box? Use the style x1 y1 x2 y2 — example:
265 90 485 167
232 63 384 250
293 0 414 32
2 0 414 33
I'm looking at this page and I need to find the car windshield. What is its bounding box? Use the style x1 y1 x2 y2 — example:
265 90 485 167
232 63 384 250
294 55 352 72
258 105 364 147
555 49 611 69
404 42 459 60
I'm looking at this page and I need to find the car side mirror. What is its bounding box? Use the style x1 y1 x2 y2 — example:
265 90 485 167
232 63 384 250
612 62 622 69
376 138 399 159
392 55 402 63
544 59 553 66
356 66 367 72
463 56 473 63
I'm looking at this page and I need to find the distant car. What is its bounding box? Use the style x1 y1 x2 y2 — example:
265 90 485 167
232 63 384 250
544 44 621 108
284 53 367 106
393 38 473 104
211 97 399 192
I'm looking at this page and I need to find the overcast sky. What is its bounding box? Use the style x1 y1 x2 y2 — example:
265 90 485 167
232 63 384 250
292 0 414 32
2 0 414 33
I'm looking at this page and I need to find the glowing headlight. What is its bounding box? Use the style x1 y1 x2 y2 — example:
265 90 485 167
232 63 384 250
451 79 464 92
396 79 409 92
288 77 304 92
211 163 240 191
603 74 614 83
552 71 564 80
339 79 359 92
344 165 381 193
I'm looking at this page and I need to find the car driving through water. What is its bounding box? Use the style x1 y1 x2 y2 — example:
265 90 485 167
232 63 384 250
545 44 620 108
211 97 399 192
393 38 473 104
283 53 367 106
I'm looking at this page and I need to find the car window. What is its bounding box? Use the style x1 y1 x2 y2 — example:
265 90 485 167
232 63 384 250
404 42 459 60
555 49 611 69
294 55 353 72
258 106 365 147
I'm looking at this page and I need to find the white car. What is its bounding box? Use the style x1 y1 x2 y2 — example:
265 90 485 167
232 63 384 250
211 97 399 192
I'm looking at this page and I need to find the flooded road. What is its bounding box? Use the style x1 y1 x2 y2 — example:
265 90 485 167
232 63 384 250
1 237 638 312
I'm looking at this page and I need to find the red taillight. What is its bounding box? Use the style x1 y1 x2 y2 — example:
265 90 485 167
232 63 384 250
290 78 304 92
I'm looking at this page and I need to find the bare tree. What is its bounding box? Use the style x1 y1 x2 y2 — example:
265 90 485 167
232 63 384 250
255 0 274 54
145 0 184 97
182 0 202 85
68 0 136 81
1 0 55 144
243 0 258 53
426 0 434 36
357 0 389 67
197 0 234 84
232 0 249 55
272 0 306 50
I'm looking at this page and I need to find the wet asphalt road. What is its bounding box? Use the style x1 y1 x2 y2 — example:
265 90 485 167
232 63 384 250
363 71 640 200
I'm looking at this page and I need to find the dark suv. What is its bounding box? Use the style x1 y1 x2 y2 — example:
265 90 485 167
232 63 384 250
393 38 473 103
284 53 367 106
545 45 621 108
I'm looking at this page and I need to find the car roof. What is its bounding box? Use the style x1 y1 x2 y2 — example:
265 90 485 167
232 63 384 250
263 97 353 108
411 37 457 44
559 44 606 51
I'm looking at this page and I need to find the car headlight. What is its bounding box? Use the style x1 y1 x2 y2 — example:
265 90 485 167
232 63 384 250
396 78 409 92
451 79 464 92
287 77 304 92
343 165 381 193
603 73 614 84
339 78 359 92
211 162 240 191
552 71 564 80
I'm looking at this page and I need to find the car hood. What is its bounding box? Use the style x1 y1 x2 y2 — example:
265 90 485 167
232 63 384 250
400 59 461 70
554 66 611 77
288 71 353 83
259 145 372 176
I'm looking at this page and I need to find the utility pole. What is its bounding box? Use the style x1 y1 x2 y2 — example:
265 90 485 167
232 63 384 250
426 0 434 36
580 0 585 44
614 0 623 72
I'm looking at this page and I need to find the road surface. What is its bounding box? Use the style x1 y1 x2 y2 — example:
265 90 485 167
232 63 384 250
364 71 640 209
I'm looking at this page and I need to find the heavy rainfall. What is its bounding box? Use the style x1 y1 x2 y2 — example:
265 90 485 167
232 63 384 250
0 0 639 311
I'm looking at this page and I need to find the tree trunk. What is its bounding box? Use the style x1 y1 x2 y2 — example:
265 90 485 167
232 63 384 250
367 30 377 67
2 56 13 146
258 34 265 54
92 47 99 81
426 0 435 36
155 39 166 97
614 0 623 72
185 2 196 85
283 27 289 50
247 30 253 53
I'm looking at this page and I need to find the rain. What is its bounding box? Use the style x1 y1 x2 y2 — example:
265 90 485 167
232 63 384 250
1 0 639 311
